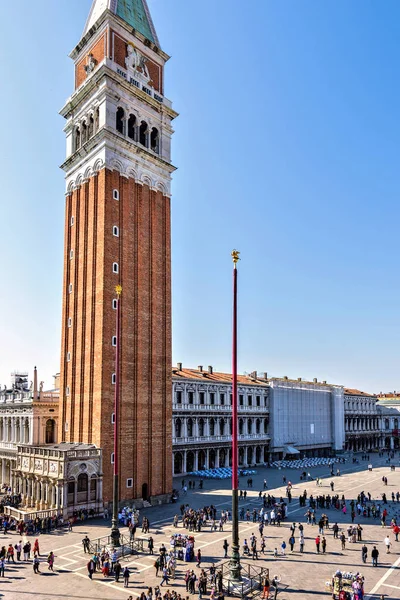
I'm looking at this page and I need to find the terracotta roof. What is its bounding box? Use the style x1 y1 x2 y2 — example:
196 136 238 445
377 393 400 398
172 368 268 387
344 388 376 398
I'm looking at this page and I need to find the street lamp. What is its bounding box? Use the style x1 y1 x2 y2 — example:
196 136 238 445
230 250 241 581
111 284 122 547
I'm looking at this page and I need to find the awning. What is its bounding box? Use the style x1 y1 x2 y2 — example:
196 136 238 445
284 446 300 455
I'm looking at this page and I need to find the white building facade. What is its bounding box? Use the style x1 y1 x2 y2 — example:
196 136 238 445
172 366 270 475
0 370 59 489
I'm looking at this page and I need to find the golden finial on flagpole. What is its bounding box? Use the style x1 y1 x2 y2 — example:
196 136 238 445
231 249 240 268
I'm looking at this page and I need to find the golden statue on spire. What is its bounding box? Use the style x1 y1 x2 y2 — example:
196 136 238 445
231 249 240 266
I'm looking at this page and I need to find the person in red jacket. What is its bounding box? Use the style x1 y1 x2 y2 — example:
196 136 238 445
393 523 400 541
315 535 320 553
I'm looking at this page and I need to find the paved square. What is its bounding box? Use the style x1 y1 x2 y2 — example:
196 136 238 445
2 454 400 600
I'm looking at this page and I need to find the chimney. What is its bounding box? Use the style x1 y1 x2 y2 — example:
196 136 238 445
313 378 317 383
297 377 302 382
177 362 182 371
33 366 38 400
263 372 268 379
198 365 203 372
283 376 288 380
208 366 213 374
323 380 327 384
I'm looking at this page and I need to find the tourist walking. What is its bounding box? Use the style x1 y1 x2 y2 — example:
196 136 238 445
384 536 391 553
340 533 346 551
87 557 95 579
223 539 229 558
82 535 90 553
123 566 130 587
321 536 327 554
262 575 270 599
114 560 121 582
33 555 40 574
361 545 368 563
47 552 55 571
372 546 379 567
160 566 169 586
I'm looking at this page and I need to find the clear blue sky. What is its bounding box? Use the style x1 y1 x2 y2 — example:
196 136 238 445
0 0 399 393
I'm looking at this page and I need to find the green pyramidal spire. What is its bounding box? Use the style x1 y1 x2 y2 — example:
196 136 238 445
84 0 160 47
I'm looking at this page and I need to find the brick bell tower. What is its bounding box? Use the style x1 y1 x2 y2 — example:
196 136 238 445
59 0 177 504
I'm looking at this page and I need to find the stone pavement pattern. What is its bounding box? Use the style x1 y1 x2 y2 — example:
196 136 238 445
2 454 400 600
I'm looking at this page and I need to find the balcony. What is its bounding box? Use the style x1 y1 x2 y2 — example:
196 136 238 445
173 403 268 413
173 433 270 445
0 442 17 450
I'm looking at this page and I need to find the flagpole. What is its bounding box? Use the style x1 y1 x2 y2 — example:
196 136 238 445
230 249 241 581
111 284 122 547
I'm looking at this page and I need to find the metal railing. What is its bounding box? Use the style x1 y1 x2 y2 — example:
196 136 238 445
202 560 269 598
88 534 146 557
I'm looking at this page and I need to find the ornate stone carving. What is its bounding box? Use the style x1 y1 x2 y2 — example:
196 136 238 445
125 44 150 83
84 53 97 76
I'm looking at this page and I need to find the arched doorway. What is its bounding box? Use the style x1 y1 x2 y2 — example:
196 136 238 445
174 452 183 475
187 451 195 473
255 446 261 463
68 478 75 505
247 447 253 465
239 447 244 466
219 448 226 467
77 473 88 503
209 449 216 468
142 483 149 501
198 450 206 470
45 419 56 444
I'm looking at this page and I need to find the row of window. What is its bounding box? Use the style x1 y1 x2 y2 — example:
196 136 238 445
175 390 267 407
174 417 269 437
116 108 160 154
73 109 100 153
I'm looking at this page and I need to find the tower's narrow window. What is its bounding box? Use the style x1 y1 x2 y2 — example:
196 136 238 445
88 114 94 138
74 127 81 151
70 249 74 259
116 107 125 134
151 127 159 153
112 262 119 273
94 108 100 132
112 336 117 346
113 226 119 237
69 284 73 293
113 189 119 201
112 299 117 310
128 114 136 140
67 352 71 362
82 121 87 144
139 121 148 146
112 373 116 384
68 318 72 327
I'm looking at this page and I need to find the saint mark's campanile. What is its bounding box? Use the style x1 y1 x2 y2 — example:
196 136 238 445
59 0 177 503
